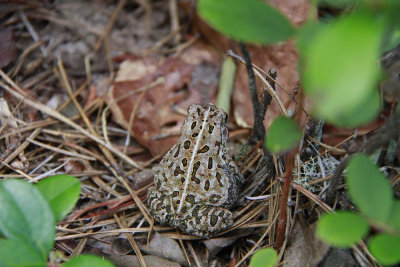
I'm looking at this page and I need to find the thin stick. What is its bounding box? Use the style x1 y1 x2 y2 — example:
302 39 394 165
27 138 95 161
239 43 265 144
275 150 295 249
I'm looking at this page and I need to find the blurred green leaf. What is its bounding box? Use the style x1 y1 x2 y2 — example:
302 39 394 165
369 234 400 265
316 211 369 248
297 22 324 58
346 154 393 222
249 248 277 267
337 88 381 126
388 200 400 232
63 255 115 267
382 0 400 28
266 116 302 153
318 0 363 8
0 179 55 259
0 239 46 267
197 0 295 44
299 11 384 127
36 175 81 222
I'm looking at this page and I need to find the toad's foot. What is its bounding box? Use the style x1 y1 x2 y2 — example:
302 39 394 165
173 204 233 238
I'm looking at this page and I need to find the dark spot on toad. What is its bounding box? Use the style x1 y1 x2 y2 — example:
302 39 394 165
185 194 195 203
197 145 209 154
174 166 185 176
210 215 218 227
208 125 214 134
184 140 191 149
204 180 210 191
182 158 187 167
208 157 213 169
174 144 181 158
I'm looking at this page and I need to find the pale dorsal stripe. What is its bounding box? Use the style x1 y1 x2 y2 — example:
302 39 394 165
177 106 210 212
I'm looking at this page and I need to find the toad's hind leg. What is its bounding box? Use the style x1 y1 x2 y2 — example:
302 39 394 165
147 187 171 224
179 205 233 238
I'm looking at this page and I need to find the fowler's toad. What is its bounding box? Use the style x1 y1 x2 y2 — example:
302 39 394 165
147 104 243 238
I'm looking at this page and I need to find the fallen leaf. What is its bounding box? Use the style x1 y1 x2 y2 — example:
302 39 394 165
202 236 239 257
284 222 330 267
108 41 221 156
63 160 85 174
141 232 188 266
128 169 153 190
317 247 358 267
0 27 17 68
111 238 132 255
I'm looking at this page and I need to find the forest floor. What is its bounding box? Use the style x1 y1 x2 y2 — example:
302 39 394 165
1 1 397 266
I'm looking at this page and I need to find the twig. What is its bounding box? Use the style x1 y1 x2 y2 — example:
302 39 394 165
261 68 276 115
19 10 47 57
169 0 181 45
27 138 95 161
135 0 152 35
275 150 295 249
239 43 265 144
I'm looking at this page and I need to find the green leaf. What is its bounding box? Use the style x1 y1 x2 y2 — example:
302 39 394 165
388 200 400 232
299 12 384 127
266 116 302 153
0 239 46 267
346 154 394 222
340 88 381 127
63 255 115 267
0 179 55 259
317 0 363 8
316 211 369 248
369 234 400 265
297 22 323 58
249 248 277 267
197 0 295 44
36 175 81 222
383 0 400 28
